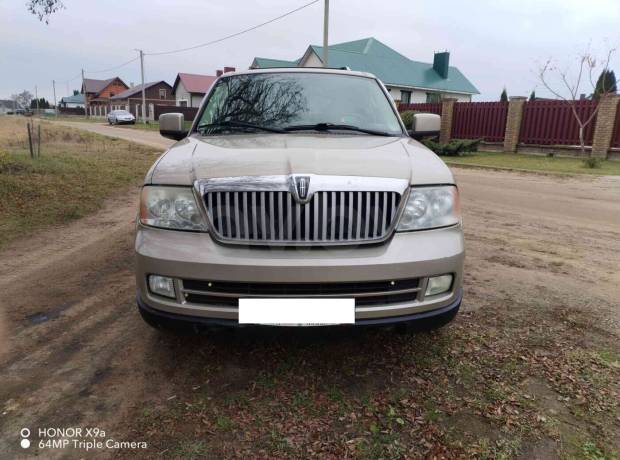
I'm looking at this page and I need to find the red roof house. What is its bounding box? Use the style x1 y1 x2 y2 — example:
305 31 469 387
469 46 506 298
172 70 234 107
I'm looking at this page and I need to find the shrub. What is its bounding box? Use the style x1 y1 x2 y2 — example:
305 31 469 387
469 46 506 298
399 110 415 129
583 156 602 169
420 138 481 156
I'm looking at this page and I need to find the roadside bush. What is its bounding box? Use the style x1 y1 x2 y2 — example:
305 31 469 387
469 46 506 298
583 156 602 169
421 138 482 156
399 110 415 129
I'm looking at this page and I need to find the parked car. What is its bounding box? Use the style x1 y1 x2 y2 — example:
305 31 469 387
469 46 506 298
136 68 464 331
107 109 135 125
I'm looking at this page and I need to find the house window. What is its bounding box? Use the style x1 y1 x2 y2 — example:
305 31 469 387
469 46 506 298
400 91 411 104
178 100 188 107
426 92 441 103
159 89 167 99
110 93 115 97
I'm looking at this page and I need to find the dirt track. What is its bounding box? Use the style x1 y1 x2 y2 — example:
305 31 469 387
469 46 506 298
1 124 619 458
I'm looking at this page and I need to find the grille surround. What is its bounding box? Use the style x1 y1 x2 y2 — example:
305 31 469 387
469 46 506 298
196 175 408 246
180 277 422 308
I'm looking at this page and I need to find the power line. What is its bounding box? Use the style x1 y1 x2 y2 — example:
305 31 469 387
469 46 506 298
145 0 320 56
85 56 139 74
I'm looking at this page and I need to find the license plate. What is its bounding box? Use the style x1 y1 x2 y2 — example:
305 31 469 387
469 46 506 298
238 298 355 326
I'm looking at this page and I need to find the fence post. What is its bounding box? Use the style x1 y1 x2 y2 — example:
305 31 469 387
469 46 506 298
439 98 456 144
591 94 620 159
503 96 527 152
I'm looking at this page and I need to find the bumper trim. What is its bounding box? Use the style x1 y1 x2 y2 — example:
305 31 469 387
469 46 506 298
137 288 462 327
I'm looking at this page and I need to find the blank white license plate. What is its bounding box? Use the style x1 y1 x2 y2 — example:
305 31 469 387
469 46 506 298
238 298 355 326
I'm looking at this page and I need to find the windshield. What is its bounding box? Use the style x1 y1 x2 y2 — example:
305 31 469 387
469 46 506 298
196 72 403 136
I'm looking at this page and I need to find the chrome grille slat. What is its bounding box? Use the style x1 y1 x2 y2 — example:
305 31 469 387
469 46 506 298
204 188 401 245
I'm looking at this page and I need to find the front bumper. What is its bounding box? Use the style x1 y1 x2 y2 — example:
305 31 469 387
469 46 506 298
135 224 465 322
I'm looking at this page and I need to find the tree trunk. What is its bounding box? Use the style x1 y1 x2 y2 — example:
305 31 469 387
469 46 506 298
579 125 586 156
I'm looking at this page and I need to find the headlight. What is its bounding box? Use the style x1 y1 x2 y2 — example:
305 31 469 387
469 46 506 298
397 185 460 231
140 186 207 231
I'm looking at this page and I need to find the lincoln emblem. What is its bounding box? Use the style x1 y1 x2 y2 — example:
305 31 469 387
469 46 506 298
294 176 311 201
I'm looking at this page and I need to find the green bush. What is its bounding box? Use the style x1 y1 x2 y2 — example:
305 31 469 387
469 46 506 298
583 156 602 169
420 138 481 156
399 110 415 129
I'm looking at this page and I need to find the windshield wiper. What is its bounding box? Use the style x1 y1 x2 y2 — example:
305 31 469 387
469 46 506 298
197 120 286 134
283 123 393 136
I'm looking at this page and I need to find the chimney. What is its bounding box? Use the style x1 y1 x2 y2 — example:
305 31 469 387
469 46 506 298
216 69 223 77
224 66 236 73
433 51 450 79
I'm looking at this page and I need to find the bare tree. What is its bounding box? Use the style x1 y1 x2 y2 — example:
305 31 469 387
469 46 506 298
538 47 616 155
10 91 34 109
27 0 65 24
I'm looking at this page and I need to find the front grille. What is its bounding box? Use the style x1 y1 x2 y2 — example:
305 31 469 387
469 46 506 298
204 191 401 244
181 277 421 308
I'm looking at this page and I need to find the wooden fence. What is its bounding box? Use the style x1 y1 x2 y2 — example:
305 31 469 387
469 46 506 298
153 105 199 121
451 102 508 142
519 99 597 146
58 107 86 116
398 103 442 115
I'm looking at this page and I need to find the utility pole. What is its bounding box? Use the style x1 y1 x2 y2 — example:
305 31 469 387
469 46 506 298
52 80 58 117
35 85 40 114
82 68 88 117
139 49 147 123
322 0 329 67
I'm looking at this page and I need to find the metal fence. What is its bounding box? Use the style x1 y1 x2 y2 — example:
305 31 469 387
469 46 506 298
451 102 508 142
519 100 597 146
398 103 442 115
612 105 620 148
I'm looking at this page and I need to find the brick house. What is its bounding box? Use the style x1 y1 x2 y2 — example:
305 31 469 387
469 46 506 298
110 81 175 114
82 77 129 109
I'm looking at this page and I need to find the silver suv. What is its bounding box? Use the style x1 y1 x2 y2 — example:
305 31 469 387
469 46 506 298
135 68 464 330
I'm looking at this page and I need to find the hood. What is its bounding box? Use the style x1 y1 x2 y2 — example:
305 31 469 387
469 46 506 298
147 133 454 186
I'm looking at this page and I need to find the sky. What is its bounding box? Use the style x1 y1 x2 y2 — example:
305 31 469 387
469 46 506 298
1 0 619 102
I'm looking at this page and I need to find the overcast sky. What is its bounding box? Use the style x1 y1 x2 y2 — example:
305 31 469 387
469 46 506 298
1 0 619 102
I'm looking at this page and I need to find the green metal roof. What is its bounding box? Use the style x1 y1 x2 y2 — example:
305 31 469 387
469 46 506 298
252 37 479 95
252 57 301 68
60 94 85 104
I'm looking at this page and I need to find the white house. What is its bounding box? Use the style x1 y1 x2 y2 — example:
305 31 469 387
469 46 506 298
251 37 479 103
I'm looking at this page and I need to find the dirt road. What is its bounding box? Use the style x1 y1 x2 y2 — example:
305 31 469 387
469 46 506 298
1 125 618 458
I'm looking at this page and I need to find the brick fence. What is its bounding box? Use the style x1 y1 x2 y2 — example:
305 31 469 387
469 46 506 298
400 95 620 159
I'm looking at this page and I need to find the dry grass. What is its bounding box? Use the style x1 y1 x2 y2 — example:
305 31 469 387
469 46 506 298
0 117 159 249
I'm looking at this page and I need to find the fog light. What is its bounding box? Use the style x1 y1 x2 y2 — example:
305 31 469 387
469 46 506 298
148 275 176 298
425 275 453 296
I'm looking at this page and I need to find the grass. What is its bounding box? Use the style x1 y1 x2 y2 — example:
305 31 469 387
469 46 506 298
444 151 620 175
0 117 159 249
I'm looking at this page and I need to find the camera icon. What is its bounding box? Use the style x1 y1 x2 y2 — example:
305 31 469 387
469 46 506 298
20 428 30 449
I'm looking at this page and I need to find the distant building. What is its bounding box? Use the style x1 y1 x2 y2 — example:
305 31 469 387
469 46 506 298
82 77 129 108
172 68 234 108
110 81 175 113
251 37 479 103
59 94 85 108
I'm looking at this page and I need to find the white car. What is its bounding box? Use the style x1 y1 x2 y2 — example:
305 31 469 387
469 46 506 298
107 109 135 125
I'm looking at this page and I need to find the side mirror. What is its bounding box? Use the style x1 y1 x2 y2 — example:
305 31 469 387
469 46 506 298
410 113 440 139
159 113 188 141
